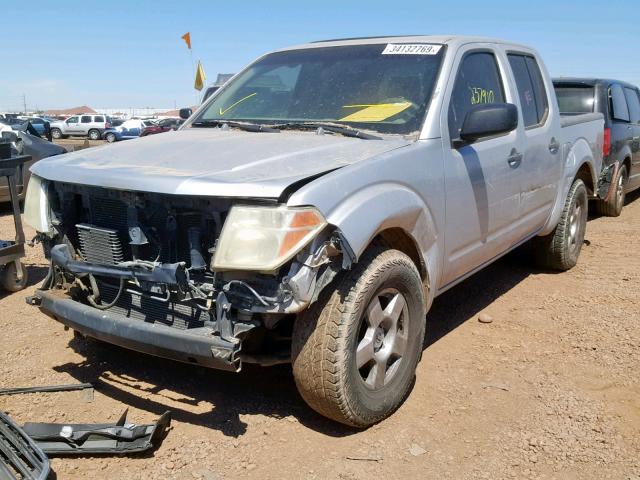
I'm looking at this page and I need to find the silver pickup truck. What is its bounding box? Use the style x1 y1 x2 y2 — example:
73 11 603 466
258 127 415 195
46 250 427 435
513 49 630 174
24 36 604 427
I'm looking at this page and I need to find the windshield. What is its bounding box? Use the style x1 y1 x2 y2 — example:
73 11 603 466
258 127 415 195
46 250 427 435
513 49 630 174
192 44 445 135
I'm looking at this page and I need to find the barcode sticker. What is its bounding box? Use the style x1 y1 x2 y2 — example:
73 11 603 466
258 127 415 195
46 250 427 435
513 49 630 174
382 44 442 55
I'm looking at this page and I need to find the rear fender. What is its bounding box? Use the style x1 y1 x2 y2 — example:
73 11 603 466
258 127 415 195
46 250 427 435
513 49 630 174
540 138 597 235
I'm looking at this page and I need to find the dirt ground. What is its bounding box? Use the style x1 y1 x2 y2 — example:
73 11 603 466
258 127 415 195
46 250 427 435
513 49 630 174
1 191 638 480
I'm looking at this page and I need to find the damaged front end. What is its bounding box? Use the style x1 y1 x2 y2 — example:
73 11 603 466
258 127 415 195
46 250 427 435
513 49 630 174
27 181 347 371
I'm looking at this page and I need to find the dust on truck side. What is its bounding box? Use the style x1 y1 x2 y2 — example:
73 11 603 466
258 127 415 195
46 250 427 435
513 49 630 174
24 36 604 427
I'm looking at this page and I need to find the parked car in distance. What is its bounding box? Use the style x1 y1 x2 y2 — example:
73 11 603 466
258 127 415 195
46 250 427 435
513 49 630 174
140 118 184 137
10 117 52 137
102 119 153 142
27 36 604 427
50 114 112 140
554 78 640 216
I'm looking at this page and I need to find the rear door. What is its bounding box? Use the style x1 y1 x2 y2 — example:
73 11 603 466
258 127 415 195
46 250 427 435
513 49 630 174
507 53 562 230
623 87 640 188
79 115 93 134
441 47 525 286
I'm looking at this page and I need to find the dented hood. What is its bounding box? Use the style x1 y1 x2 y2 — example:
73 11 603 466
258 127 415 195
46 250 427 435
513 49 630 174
31 128 410 198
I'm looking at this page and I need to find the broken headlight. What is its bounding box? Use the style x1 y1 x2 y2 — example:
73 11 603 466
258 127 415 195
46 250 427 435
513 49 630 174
24 174 52 233
212 205 327 272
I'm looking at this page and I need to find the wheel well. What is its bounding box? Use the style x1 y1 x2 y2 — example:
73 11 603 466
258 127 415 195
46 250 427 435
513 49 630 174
374 228 427 280
623 157 631 178
575 163 595 195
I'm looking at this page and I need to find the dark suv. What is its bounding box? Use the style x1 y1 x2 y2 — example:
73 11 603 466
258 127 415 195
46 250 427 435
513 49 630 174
554 78 640 216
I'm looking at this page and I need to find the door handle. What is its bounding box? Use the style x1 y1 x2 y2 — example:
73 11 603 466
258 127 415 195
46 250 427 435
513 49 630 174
548 137 560 154
507 148 523 167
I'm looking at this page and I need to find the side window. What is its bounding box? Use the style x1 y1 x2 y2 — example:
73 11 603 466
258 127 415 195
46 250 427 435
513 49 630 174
507 54 549 128
508 55 537 127
623 88 640 123
448 52 505 140
94 115 104 123
66 116 78 123
610 84 630 122
81 115 92 123
525 56 549 125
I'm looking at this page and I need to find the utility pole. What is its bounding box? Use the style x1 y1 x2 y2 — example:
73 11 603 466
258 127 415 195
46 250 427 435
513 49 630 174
22 94 27 114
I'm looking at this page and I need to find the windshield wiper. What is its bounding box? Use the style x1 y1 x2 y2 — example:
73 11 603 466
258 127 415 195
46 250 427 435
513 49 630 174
191 120 279 133
274 122 382 140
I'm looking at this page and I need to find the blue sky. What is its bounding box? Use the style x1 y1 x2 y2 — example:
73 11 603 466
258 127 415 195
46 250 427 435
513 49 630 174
1 0 638 110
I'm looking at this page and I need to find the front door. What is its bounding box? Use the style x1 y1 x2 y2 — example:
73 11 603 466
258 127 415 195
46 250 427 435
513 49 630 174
623 87 640 189
65 116 80 134
441 48 525 287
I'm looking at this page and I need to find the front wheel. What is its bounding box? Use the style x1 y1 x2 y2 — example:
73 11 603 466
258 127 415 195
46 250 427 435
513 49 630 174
105 133 116 143
533 178 588 271
292 246 426 427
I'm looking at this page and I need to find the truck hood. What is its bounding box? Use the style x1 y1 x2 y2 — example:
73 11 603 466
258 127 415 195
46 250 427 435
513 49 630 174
32 128 410 198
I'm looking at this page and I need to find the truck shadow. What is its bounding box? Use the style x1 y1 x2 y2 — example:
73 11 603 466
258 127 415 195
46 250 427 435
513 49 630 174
53 252 534 438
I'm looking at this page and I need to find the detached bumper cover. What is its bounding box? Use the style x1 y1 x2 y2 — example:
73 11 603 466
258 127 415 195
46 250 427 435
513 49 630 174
34 290 242 371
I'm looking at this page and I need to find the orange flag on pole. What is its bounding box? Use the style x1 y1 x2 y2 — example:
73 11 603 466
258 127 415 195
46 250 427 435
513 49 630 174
181 32 191 49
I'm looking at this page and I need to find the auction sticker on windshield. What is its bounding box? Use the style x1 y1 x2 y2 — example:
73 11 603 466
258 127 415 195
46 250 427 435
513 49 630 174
382 44 442 55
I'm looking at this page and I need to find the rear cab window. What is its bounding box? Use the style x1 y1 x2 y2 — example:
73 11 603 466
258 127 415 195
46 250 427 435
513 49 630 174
554 84 595 114
81 115 92 123
94 116 104 123
508 54 549 128
610 84 630 122
448 51 506 140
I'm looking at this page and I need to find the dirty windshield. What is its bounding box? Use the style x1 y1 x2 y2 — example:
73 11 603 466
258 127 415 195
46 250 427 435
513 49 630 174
193 44 445 135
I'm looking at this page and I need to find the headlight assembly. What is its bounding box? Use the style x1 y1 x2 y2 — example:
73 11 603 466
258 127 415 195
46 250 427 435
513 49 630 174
23 175 52 233
212 205 327 272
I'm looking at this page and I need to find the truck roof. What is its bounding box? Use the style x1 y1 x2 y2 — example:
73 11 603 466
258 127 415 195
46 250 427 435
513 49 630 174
553 77 639 89
278 35 533 53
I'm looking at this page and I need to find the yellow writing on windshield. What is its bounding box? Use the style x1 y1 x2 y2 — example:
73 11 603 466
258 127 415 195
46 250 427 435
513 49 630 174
339 102 412 122
469 87 495 105
219 92 257 115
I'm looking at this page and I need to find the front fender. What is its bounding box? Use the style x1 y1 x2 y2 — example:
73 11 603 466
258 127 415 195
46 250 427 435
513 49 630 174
323 182 437 263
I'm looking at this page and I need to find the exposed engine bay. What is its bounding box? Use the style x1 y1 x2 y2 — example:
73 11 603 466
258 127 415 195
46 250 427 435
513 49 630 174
34 182 346 370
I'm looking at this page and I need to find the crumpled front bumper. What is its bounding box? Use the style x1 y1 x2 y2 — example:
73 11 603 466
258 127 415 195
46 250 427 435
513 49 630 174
32 290 242 371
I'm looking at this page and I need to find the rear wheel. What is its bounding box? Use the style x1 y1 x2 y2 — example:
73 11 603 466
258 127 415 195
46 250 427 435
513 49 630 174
51 128 62 139
88 129 101 141
292 246 426 427
597 165 627 217
533 179 588 271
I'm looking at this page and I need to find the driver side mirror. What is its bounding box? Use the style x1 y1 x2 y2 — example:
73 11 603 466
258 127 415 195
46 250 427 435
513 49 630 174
179 108 193 120
459 103 518 143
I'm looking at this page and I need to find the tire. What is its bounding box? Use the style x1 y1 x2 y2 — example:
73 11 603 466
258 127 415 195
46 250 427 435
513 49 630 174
105 133 116 143
51 128 62 139
597 165 627 217
533 179 588 271
88 129 101 141
0 261 29 292
291 246 426 427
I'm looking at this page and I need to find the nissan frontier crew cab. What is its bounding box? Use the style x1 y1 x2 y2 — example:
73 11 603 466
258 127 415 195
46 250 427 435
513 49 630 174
24 36 604 427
